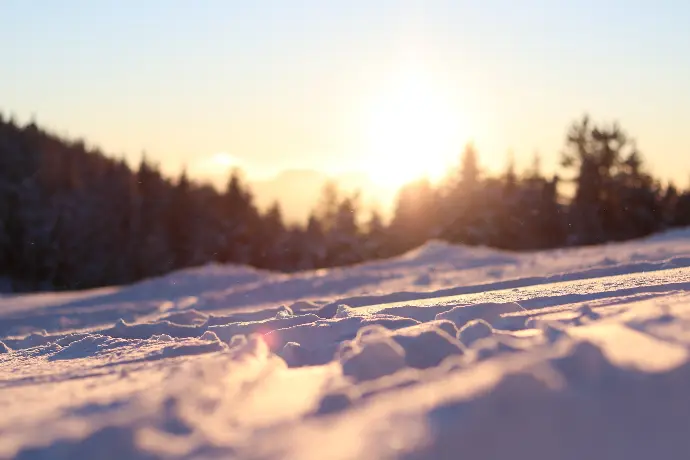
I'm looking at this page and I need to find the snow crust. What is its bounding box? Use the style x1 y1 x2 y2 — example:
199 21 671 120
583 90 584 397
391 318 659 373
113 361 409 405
2 228 690 459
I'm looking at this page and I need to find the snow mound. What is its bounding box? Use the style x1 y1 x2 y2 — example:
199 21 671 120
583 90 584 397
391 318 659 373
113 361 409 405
436 301 524 328
380 239 519 271
340 329 407 382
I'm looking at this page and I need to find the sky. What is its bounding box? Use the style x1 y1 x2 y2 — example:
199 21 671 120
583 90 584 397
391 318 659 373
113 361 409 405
2 0 690 197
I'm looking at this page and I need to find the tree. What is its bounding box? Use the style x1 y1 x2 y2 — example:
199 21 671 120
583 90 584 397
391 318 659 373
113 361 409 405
5 176 61 290
526 152 543 181
364 209 390 260
504 151 517 192
495 158 522 249
314 180 340 233
326 193 363 266
675 190 690 227
460 142 480 188
218 169 260 264
440 143 485 244
661 183 679 227
304 213 327 268
389 178 438 252
560 115 658 245
253 201 287 269
167 169 197 270
134 158 174 279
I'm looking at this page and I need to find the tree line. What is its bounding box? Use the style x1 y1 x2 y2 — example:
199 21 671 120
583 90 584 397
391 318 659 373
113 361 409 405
1 113 689 292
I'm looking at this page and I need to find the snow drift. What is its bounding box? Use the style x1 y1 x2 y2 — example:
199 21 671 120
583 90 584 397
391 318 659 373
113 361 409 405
2 229 690 459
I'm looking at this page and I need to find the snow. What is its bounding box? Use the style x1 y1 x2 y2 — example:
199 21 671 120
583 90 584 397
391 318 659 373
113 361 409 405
2 228 690 459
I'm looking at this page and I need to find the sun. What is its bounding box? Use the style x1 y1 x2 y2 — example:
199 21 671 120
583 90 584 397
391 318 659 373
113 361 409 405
360 67 467 188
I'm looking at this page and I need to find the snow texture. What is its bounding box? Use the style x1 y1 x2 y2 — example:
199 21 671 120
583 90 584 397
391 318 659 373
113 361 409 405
2 228 690 459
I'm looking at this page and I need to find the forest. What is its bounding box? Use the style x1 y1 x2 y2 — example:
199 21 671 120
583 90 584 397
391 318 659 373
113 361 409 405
1 113 689 292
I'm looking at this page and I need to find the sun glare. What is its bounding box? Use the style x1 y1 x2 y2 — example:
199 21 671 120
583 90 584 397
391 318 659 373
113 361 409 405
361 67 467 188
189 152 241 180
210 152 237 168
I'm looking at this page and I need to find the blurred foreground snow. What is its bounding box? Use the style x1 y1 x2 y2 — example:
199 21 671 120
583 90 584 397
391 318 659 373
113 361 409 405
3 229 690 459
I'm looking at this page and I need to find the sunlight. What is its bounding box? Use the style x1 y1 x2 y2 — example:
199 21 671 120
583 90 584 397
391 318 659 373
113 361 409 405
360 66 468 188
210 152 237 168
190 151 239 175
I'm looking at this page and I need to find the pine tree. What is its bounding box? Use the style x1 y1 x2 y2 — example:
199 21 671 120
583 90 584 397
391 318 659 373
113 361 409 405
326 194 363 266
460 143 480 188
560 115 652 244
253 201 287 269
314 180 340 233
219 169 260 264
389 178 438 252
304 213 327 268
661 183 679 228
496 157 522 249
134 158 174 279
441 143 484 244
167 169 198 270
675 190 690 227
364 209 389 260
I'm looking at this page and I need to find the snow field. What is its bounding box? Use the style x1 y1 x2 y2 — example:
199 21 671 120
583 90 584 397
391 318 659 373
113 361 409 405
2 229 690 459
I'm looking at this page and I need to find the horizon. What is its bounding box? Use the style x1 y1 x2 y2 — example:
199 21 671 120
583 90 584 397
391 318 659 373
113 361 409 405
0 109 682 224
3 0 690 213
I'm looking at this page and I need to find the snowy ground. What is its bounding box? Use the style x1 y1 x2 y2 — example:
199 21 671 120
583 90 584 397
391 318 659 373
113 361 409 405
2 229 690 459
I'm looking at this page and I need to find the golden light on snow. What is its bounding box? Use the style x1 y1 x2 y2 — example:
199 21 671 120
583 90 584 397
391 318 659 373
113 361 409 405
360 64 468 188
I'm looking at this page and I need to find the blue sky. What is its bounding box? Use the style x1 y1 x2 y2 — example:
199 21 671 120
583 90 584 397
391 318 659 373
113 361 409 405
2 0 690 188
